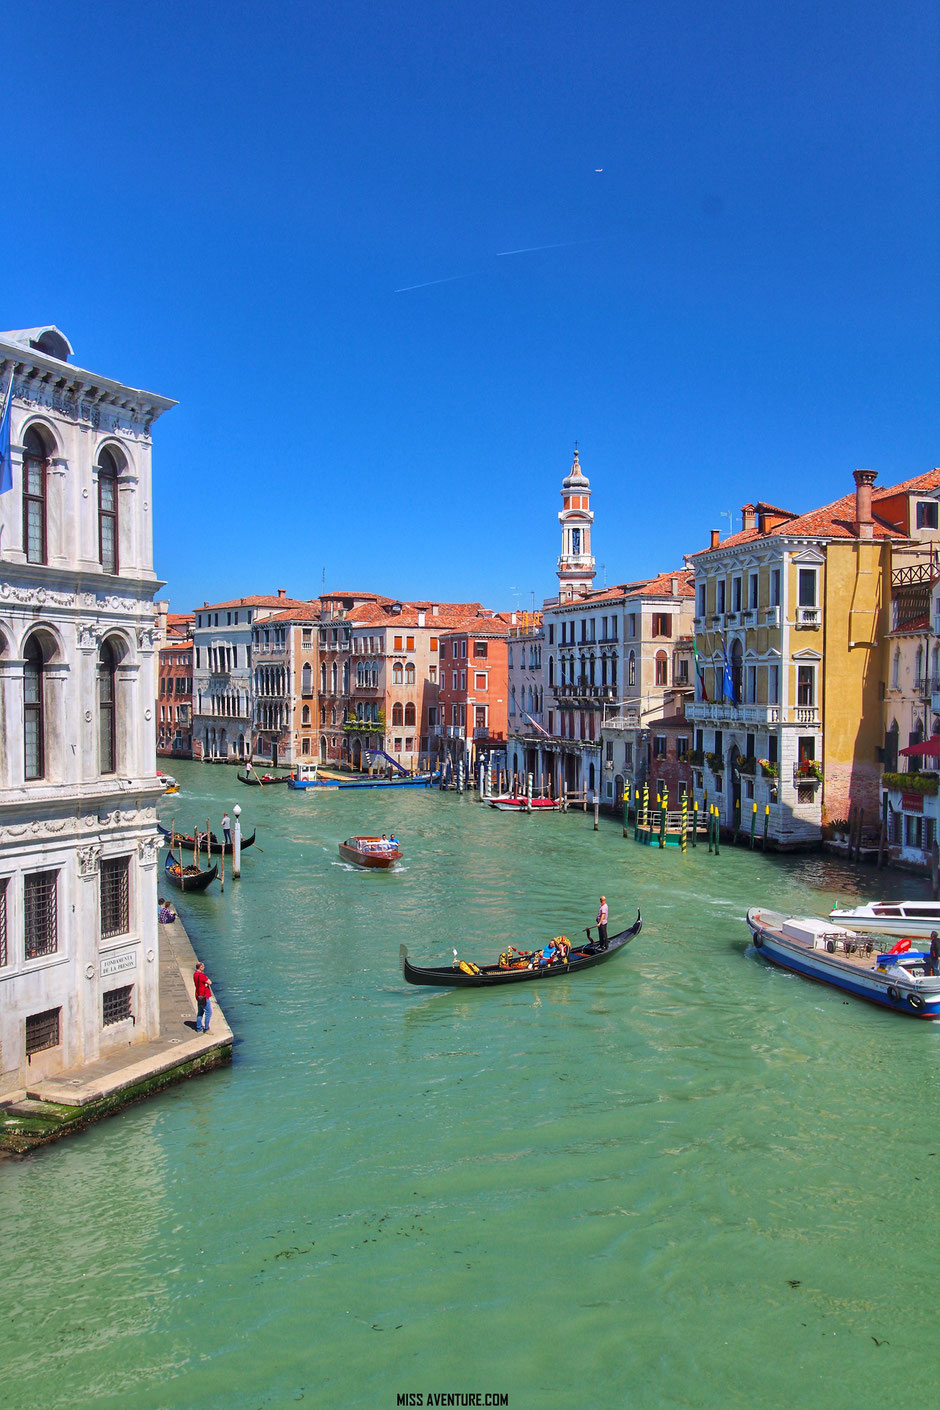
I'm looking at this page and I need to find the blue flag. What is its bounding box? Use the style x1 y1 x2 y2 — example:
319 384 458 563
721 636 736 703
0 375 13 495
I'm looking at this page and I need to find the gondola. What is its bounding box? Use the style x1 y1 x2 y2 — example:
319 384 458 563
158 823 256 856
237 772 290 786
400 911 642 987
164 849 218 893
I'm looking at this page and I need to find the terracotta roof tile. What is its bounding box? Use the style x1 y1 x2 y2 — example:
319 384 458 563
198 594 310 611
691 468 940 556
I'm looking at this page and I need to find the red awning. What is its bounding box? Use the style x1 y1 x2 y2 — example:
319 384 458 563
899 737 940 758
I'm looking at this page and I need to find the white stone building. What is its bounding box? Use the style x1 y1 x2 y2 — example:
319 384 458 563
0 326 173 1096
190 591 305 761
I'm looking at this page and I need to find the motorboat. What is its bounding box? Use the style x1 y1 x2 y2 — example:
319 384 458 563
746 908 940 1017
339 836 402 869
828 900 940 940
488 794 560 812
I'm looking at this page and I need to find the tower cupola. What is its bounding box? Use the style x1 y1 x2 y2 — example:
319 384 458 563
557 447 596 601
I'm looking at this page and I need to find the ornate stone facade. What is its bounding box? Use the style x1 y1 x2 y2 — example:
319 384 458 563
0 326 174 1096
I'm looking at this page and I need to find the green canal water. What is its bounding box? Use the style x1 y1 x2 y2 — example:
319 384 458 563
2 760 938 1410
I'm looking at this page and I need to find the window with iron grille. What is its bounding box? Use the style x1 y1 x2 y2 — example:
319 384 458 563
100 857 130 939
25 1007 60 1056
102 985 133 1026
0 878 7 967
24 870 58 959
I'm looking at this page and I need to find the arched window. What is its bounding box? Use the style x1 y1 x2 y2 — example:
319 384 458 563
628 651 636 686
548 656 554 687
320 662 327 693
405 663 415 685
23 427 50 565
24 635 45 779
302 662 312 696
392 703 404 726
97 448 120 573
892 648 900 689
331 662 337 693
301 705 310 725
98 639 117 774
404 702 416 726
655 651 668 687
393 661 403 685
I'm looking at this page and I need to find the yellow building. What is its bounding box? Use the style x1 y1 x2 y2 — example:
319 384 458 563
687 468 940 847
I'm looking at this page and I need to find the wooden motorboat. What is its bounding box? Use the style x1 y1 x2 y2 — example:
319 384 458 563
237 771 290 786
401 912 642 987
339 835 402 868
164 850 218 893
746 908 940 1018
158 823 256 856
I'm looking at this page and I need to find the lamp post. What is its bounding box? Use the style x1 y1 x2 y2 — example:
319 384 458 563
232 803 242 879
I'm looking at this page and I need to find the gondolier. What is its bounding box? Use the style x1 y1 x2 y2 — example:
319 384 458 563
596 896 609 949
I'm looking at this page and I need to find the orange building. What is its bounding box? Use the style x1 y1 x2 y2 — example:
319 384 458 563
437 621 512 771
157 612 194 757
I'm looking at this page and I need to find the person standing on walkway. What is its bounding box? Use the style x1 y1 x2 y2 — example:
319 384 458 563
194 961 213 1034
596 896 609 949
221 811 232 846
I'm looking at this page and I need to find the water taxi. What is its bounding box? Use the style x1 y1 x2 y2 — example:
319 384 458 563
828 899 940 940
339 836 402 868
746 908 940 1017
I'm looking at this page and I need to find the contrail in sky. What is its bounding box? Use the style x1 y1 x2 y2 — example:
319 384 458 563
394 274 473 293
496 238 601 256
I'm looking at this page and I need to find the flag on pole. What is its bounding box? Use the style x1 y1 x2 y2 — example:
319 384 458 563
720 634 736 704
0 372 13 495
692 637 708 702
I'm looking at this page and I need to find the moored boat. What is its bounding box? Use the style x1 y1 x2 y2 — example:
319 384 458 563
237 771 290 786
164 850 218 893
158 823 256 856
746 908 940 1017
400 911 642 987
339 835 402 868
489 794 560 812
828 899 940 940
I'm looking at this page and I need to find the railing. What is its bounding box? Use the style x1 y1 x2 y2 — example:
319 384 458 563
796 607 821 627
446 726 465 739
793 764 823 785
763 605 780 626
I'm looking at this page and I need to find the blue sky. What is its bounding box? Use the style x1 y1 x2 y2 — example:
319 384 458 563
5 1 937 613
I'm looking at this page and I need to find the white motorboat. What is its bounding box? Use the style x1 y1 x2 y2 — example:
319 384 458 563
746 908 940 1018
828 900 940 940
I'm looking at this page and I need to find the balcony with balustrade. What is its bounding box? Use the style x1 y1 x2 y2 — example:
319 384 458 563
685 700 819 727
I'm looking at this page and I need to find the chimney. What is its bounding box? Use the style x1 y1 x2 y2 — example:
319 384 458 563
741 503 756 531
710 529 720 549
853 469 877 540
417 610 426 627
670 575 679 595
277 587 286 598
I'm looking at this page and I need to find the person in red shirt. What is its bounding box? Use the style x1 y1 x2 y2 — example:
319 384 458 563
193 961 213 1033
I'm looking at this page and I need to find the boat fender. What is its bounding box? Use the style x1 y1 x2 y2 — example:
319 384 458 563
753 931 763 949
888 939 912 955
907 992 926 1011
458 960 481 976
826 940 835 953
886 985 902 1003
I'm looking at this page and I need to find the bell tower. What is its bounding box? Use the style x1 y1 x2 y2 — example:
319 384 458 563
557 447 596 601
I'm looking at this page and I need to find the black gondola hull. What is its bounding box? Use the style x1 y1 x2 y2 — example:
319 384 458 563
164 850 219 892
400 914 642 987
158 824 256 856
